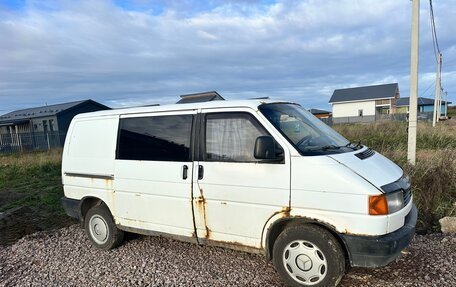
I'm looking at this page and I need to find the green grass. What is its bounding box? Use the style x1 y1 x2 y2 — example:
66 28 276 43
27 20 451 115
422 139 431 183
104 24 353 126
0 149 63 213
0 149 76 245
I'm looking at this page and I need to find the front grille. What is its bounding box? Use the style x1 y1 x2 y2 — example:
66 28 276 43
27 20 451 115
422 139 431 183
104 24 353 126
355 148 375 160
403 188 412 206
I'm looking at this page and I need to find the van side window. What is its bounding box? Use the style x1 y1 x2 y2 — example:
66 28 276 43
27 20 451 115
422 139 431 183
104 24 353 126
205 113 269 162
117 115 192 161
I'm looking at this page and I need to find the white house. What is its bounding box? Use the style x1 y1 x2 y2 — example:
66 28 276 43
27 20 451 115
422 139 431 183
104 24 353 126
329 83 400 118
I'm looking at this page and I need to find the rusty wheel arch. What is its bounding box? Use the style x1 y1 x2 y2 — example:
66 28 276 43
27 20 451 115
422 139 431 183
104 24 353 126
264 217 351 265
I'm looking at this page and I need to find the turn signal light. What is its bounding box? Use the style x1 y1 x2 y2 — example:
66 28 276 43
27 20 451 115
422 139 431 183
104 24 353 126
369 195 388 215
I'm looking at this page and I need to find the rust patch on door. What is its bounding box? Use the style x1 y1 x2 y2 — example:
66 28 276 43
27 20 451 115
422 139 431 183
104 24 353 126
195 188 211 239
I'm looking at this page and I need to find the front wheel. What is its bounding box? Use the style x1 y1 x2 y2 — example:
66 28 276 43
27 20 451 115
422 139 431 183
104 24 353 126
273 225 345 287
84 204 124 250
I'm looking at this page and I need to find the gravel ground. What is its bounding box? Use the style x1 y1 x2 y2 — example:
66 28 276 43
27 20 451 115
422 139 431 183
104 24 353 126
0 225 455 286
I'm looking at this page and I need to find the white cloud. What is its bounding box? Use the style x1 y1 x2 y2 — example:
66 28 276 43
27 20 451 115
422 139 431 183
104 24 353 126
0 0 455 112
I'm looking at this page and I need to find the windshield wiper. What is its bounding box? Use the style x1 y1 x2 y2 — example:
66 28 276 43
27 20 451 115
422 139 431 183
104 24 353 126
321 145 341 150
302 143 358 152
302 144 343 151
345 141 363 149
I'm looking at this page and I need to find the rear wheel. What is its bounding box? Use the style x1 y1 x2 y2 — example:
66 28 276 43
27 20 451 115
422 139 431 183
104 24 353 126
273 225 345 287
84 204 124 250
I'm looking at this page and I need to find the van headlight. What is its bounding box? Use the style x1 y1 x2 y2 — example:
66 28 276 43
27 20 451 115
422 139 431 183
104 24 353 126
369 191 404 215
386 191 404 213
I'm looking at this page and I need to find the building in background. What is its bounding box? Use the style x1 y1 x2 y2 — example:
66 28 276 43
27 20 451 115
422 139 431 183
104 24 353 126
309 108 332 119
329 83 400 119
396 97 451 116
0 99 110 153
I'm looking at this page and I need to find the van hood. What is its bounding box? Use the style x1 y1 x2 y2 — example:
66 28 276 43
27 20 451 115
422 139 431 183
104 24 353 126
328 147 403 190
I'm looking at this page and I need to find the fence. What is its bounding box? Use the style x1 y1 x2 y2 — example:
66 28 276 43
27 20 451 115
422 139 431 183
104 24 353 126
321 112 434 126
0 131 65 155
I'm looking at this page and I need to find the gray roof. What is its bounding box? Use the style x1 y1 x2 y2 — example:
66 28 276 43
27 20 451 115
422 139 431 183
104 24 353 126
329 83 398 103
309 108 331 115
396 97 452 107
176 91 225 104
0 100 108 123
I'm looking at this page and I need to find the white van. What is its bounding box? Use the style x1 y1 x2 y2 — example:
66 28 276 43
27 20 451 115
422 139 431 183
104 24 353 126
61 99 417 287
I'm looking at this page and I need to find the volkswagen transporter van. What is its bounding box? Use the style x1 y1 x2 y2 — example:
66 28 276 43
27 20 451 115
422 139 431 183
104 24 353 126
61 99 417 287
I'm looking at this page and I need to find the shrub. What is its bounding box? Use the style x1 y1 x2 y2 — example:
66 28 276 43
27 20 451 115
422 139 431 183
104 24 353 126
403 150 456 233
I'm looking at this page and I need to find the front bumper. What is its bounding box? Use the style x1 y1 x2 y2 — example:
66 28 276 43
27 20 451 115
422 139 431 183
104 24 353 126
340 204 418 267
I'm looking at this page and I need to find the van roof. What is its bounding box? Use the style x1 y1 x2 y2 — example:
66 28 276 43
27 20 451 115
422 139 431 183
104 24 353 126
74 99 295 119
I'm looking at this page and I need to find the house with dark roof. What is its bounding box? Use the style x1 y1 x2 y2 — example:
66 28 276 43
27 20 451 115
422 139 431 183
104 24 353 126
329 83 400 118
396 97 451 116
309 108 332 119
0 99 110 152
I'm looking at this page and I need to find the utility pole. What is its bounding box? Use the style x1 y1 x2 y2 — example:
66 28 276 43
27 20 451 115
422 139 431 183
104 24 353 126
437 84 443 122
432 52 442 126
408 0 419 165
444 90 448 118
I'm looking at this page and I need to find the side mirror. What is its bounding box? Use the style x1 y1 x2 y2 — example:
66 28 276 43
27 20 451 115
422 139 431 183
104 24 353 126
254 136 283 161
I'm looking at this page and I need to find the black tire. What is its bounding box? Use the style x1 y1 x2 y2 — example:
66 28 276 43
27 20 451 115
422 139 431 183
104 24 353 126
84 204 124 250
273 224 345 287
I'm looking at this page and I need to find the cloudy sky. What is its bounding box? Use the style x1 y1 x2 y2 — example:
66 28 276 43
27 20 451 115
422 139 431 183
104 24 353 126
1 0 455 114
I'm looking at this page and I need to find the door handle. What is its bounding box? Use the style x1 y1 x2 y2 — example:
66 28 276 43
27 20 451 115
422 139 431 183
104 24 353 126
198 165 204 180
182 165 188 180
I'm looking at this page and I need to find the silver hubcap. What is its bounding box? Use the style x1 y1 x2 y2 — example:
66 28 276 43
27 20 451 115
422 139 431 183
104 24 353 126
283 240 327 285
89 215 109 245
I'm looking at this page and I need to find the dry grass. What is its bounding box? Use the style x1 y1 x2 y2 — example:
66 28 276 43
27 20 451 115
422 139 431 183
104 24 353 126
0 148 62 167
448 106 456 118
402 150 456 232
333 121 456 152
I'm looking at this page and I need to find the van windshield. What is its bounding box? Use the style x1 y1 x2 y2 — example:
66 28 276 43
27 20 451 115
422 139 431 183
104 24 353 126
259 103 358 155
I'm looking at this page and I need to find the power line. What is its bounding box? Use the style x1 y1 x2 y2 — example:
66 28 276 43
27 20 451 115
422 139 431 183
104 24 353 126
429 0 444 126
420 81 435 97
429 0 441 63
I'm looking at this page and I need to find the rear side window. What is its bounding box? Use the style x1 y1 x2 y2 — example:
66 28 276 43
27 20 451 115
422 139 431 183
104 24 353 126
117 115 193 161
205 113 269 162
